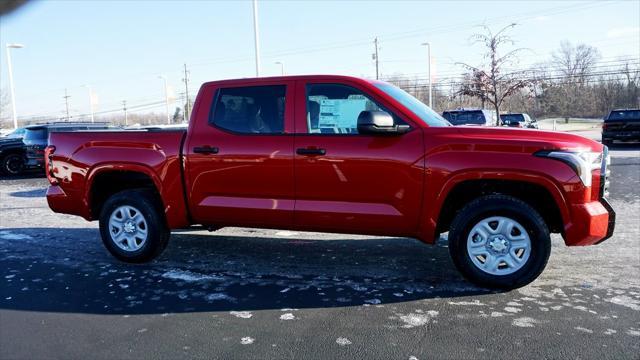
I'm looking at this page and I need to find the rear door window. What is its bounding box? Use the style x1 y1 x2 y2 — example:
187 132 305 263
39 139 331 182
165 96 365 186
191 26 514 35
210 85 286 134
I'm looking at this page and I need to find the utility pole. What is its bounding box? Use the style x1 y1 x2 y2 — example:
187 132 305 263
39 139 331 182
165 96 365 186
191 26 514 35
183 63 190 122
6 43 24 129
373 37 379 80
82 85 95 122
421 42 433 108
122 100 128 126
158 75 170 124
252 0 261 77
63 88 71 121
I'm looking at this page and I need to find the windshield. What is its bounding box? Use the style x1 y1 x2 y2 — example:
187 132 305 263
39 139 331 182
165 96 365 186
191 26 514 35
373 83 450 127
443 111 486 125
500 114 525 124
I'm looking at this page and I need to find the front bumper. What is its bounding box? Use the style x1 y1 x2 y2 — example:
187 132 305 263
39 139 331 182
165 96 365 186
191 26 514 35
564 199 615 246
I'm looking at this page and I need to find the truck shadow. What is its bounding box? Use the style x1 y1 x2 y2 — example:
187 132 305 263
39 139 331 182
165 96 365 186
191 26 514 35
0 227 493 315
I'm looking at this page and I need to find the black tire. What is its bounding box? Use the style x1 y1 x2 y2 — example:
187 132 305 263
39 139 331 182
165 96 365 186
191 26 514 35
1 153 25 176
99 189 170 263
448 194 551 290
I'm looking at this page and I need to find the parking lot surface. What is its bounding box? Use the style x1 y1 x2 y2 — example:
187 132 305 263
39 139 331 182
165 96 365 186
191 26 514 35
1 148 639 359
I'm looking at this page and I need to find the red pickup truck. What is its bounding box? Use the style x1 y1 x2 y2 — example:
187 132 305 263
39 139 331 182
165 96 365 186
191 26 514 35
45 75 614 289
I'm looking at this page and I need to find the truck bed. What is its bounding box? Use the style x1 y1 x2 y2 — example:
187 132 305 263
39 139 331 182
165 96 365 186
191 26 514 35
47 129 190 228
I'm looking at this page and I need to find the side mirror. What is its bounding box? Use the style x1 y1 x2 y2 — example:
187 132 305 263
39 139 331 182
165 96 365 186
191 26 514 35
357 111 410 135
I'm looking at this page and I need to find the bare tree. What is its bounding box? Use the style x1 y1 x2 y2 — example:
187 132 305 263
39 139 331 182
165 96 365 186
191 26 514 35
548 41 601 121
552 41 600 82
456 24 533 125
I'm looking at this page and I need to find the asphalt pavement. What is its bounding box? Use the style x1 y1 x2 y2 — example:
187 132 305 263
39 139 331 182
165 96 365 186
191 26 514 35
0 146 639 360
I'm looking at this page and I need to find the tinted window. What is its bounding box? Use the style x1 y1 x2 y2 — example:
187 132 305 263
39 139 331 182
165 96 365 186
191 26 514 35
443 111 486 125
306 84 403 134
500 114 525 124
210 85 285 134
608 110 640 121
23 128 47 141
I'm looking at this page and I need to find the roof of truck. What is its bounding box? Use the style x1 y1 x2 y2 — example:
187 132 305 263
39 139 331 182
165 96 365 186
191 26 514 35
202 74 382 87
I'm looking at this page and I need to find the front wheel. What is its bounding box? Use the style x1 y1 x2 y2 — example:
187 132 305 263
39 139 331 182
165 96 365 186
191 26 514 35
99 189 170 263
1 153 25 176
448 195 551 289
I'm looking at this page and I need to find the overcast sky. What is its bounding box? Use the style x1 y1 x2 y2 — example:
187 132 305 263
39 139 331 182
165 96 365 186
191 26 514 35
0 0 638 122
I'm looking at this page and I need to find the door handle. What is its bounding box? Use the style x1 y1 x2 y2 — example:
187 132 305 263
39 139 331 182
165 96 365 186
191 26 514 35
296 148 326 156
193 146 219 154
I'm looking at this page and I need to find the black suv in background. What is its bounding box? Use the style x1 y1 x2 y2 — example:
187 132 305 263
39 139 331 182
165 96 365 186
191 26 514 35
442 109 497 126
602 109 640 146
1 122 114 176
21 122 113 173
500 113 538 129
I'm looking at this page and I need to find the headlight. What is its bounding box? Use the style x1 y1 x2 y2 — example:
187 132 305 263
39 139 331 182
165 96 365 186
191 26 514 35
535 150 602 187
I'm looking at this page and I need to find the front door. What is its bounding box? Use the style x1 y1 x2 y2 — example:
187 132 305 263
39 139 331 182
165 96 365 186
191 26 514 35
293 80 425 236
185 81 295 228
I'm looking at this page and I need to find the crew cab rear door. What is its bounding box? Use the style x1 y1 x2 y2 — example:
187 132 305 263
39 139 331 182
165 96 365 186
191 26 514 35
292 79 425 236
184 80 296 228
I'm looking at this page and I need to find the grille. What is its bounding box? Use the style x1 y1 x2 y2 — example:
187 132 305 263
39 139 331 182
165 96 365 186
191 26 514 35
600 146 611 199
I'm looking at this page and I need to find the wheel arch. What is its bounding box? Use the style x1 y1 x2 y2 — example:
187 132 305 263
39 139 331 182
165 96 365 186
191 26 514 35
425 171 569 243
85 163 165 221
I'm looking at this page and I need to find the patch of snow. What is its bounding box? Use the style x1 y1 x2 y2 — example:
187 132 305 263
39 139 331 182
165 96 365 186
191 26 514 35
449 300 485 306
205 293 236 302
490 311 507 317
241 337 255 345
230 311 253 319
397 311 439 328
280 313 295 320
504 307 522 313
605 295 640 311
336 337 352 346
512 317 539 328
627 329 640 336
604 329 617 335
0 231 32 240
162 269 224 282
275 231 298 237
574 327 593 334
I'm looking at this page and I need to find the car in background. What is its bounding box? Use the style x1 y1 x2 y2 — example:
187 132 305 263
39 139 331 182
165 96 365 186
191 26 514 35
23 122 114 172
500 113 538 129
0 135 26 175
442 108 497 126
602 109 640 146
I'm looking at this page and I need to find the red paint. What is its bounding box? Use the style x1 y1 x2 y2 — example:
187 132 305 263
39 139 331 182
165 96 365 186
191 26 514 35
46 75 613 247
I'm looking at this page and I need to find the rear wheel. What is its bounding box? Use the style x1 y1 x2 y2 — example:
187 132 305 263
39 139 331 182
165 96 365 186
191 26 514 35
1 153 25 176
448 195 551 289
99 189 170 263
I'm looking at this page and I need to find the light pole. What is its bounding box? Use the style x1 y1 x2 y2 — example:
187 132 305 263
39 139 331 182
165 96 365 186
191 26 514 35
81 85 95 123
158 75 170 124
252 0 261 77
6 43 24 129
420 42 432 108
275 61 285 76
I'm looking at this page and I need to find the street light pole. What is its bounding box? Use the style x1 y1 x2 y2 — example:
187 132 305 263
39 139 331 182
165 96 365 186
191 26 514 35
82 85 95 123
6 43 24 129
158 75 170 124
421 42 432 108
275 61 284 76
252 0 261 77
